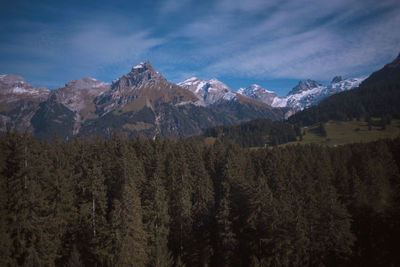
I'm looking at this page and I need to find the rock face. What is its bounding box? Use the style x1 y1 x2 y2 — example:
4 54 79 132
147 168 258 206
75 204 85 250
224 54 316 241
96 62 198 115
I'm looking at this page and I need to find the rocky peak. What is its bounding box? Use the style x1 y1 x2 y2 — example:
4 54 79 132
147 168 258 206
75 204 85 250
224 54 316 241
65 77 110 90
0 74 49 102
0 74 26 85
288 79 321 95
179 77 237 105
331 76 343 84
237 84 277 106
112 61 165 91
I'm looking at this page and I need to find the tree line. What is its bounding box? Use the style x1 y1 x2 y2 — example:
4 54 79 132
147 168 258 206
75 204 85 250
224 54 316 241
0 130 399 266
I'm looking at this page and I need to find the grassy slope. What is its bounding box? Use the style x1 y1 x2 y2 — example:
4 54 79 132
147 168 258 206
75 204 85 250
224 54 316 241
283 119 400 147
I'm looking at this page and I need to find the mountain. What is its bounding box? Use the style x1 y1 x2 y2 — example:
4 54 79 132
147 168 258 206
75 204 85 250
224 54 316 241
178 76 287 122
0 74 49 132
50 77 111 134
288 53 400 125
237 77 364 112
0 62 286 140
237 84 277 105
178 77 239 106
96 62 198 115
271 77 365 112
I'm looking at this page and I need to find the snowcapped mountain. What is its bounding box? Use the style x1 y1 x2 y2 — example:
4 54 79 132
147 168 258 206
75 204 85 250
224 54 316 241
271 77 365 112
238 84 277 105
237 76 365 112
178 77 238 106
0 62 285 139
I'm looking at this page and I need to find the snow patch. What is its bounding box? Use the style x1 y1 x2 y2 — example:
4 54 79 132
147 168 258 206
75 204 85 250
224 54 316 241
12 87 30 94
133 62 145 69
223 92 237 101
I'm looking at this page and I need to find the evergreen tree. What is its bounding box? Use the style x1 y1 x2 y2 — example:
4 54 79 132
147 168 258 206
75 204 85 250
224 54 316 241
73 142 109 266
67 245 84 267
142 154 173 267
246 174 277 266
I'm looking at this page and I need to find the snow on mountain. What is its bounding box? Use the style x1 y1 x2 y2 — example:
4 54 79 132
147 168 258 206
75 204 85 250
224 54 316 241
96 61 198 115
0 74 49 103
287 79 322 96
238 84 277 105
52 77 111 112
132 62 146 69
178 77 237 105
238 76 365 112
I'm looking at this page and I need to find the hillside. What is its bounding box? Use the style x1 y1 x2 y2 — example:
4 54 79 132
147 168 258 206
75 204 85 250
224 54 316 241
284 119 400 147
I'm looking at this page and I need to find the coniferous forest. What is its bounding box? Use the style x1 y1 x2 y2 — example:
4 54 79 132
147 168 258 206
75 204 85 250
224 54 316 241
1 130 399 267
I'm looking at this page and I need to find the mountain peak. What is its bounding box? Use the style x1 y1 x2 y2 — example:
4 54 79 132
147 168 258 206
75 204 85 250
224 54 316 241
0 74 26 85
65 77 110 90
179 77 235 105
237 84 277 105
288 79 321 95
130 61 155 73
331 76 343 84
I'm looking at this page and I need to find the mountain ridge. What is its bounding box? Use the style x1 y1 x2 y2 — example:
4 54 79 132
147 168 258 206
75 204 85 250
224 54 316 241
0 62 286 139
237 76 365 112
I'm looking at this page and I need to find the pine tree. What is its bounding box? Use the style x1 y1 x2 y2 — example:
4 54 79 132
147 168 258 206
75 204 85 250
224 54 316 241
67 245 84 267
214 179 237 267
73 142 109 266
246 174 277 265
164 142 194 265
110 147 148 266
186 142 214 266
142 154 173 267
1 132 59 265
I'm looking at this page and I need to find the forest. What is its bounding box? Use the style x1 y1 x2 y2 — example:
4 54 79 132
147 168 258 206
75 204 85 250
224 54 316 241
0 130 399 266
201 119 298 147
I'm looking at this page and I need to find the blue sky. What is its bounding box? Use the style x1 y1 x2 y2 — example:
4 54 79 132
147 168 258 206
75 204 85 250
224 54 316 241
0 0 399 96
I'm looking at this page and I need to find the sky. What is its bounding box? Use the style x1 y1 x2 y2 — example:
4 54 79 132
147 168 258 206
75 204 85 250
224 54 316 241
0 0 399 96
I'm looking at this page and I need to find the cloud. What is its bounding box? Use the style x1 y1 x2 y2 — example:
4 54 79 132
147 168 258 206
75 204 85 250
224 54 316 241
159 0 193 14
1 0 399 90
173 0 400 81
0 16 164 87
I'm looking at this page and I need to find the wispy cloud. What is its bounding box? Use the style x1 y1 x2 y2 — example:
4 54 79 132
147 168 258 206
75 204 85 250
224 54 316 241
171 0 400 81
0 0 399 91
0 17 164 88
